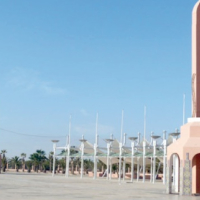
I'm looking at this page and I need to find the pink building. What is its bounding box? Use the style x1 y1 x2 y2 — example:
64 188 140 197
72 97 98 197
167 0 200 195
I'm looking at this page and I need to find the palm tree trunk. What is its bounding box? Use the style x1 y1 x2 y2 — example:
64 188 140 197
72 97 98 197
22 162 25 172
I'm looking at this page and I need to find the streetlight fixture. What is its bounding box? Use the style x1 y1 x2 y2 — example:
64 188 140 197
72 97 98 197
105 138 114 180
129 137 138 182
51 140 59 176
151 135 160 183
79 136 87 178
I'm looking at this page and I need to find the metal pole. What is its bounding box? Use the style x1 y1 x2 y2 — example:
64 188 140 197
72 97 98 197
150 157 153 182
153 140 156 183
80 137 84 179
65 135 69 177
123 133 126 146
163 131 167 184
66 116 71 177
65 152 68 177
118 143 122 182
52 143 56 177
81 154 83 178
69 115 71 148
131 141 134 182
137 158 140 182
123 157 126 181
106 143 109 180
110 158 112 180
138 132 141 144
144 106 146 141
93 113 98 180
143 141 146 183
93 144 97 179
120 110 124 143
66 147 70 177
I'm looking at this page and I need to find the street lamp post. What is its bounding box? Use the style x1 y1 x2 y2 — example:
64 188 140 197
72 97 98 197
105 139 114 180
129 137 138 182
151 135 160 183
80 136 87 179
51 140 59 177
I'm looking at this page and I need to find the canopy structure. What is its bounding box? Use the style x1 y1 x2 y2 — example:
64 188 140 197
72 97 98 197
51 130 175 184
51 113 177 184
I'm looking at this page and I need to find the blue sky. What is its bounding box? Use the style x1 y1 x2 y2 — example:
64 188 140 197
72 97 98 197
0 0 197 158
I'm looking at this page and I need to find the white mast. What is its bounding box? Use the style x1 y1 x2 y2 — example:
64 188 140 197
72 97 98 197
120 110 124 143
144 106 146 141
69 115 71 146
95 113 98 145
93 113 98 180
65 115 71 177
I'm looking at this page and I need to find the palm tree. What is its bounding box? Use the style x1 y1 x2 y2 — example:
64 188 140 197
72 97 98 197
1 150 7 172
74 157 81 173
25 160 32 173
36 149 46 171
11 156 21 172
97 160 106 172
29 153 40 172
1 150 7 158
29 150 47 172
1 157 7 172
84 159 94 174
21 153 26 172
58 158 66 174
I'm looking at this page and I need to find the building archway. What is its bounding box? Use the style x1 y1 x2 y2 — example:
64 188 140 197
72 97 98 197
192 153 200 194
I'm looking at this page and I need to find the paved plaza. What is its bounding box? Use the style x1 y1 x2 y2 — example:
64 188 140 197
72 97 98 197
0 172 198 200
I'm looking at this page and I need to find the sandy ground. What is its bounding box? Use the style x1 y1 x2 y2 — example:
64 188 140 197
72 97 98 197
0 172 198 200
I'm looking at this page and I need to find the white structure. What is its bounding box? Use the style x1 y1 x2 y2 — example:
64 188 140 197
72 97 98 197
51 114 174 185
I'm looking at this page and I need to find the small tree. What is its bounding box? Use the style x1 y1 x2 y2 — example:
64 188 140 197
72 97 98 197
1 157 7 172
58 158 66 174
42 161 49 173
21 153 26 172
1 150 7 172
29 150 47 172
11 156 21 172
26 160 32 173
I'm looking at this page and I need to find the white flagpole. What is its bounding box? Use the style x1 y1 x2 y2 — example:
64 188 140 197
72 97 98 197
94 113 98 179
65 115 71 177
144 106 146 141
120 110 124 143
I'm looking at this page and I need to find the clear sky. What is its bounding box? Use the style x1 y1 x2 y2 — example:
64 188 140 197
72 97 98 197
0 0 197 158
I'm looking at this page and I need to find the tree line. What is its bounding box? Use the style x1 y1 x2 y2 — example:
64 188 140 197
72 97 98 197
1 149 163 175
0 149 105 174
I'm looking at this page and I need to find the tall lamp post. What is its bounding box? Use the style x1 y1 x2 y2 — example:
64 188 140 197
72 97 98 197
163 130 167 184
151 135 160 183
105 139 114 180
129 137 138 182
80 135 87 179
51 140 59 177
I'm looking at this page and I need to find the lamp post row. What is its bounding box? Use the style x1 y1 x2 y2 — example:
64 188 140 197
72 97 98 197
51 129 174 185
